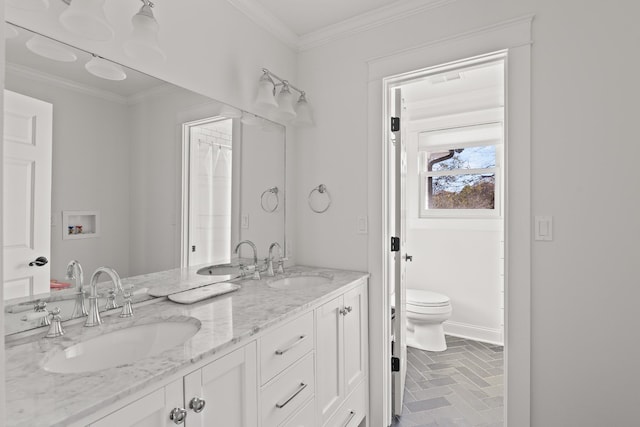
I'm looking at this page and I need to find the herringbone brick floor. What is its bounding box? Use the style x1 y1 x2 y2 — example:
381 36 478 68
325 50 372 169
391 335 504 427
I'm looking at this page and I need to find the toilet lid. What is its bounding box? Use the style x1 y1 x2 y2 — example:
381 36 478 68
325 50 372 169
406 289 450 307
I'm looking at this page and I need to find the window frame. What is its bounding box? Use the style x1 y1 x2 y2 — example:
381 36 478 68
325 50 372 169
418 122 503 218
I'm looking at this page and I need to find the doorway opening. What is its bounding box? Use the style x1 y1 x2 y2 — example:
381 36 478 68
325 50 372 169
181 117 235 268
386 52 507 426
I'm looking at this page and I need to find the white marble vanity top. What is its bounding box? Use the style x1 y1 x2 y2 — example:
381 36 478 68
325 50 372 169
5 265 369 427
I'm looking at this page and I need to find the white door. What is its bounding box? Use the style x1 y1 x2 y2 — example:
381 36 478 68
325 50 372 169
392 87 409 415
183 342 258 427
3 90 53 299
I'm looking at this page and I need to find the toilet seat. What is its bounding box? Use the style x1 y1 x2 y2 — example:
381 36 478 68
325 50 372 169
406 289 450 308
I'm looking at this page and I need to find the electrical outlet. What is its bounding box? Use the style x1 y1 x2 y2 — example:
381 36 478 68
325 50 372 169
241 214 249 229
357 216 368 234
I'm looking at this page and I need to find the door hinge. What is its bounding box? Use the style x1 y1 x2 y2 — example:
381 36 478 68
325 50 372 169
391 357 400 372
391 117 400 132
391 237 400 252
192 245 196 252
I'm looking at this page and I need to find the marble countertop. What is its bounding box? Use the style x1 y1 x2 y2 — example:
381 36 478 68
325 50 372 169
5 265 368 427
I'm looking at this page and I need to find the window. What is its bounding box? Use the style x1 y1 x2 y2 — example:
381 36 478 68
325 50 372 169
419 122 502 217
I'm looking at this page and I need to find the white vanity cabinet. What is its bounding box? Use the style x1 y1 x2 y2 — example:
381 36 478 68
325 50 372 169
183 342 258 427
90 379 183 427
316 282 368 426
83 278 368 427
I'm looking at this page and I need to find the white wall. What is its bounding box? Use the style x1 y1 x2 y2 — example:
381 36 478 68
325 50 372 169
1 4 6 423
6 70 131 280
295 1 640 426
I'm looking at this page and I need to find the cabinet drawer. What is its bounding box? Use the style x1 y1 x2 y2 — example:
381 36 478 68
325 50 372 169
281 397 315 427
260 311 314 384
261 353 315 427
323 380 366 427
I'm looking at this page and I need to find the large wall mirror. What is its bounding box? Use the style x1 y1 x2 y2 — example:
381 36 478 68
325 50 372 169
3 23 286 333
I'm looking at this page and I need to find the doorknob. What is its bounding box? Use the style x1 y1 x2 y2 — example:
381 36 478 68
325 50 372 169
403 254 413 262
28 256 49 267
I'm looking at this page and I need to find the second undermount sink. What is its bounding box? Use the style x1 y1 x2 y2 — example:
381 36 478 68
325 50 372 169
43 320 200 374
267 275 331 290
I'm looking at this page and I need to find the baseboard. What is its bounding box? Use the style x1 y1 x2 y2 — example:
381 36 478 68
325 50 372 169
443 321 503 346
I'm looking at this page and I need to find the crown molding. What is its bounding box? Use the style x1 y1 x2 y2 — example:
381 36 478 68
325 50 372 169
226 0 456 52
226 0 299 50
6 63 129 105
298 0 456 51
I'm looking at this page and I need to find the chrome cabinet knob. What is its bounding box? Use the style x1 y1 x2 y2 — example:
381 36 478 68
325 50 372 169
340 306 353 316
169 407 187 424
189 396 206 413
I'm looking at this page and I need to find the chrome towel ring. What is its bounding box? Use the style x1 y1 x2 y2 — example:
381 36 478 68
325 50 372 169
261 186 279 212
308 184 331 213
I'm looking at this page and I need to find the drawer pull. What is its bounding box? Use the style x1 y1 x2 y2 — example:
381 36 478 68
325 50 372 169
275 382 308 409
341 410 356 427
275 335 306 355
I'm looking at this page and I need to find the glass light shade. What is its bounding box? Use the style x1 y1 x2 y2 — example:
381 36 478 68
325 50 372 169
275 85 297 122
123 5 166 63
293 95 314 126
7 0 49 11
219 104 242 119
5 26 19 39
85 56 127 81
254 77 278 113
60 0 114 41
26 35 78 62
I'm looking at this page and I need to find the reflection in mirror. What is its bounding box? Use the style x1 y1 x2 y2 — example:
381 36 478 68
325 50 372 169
3 23 286 334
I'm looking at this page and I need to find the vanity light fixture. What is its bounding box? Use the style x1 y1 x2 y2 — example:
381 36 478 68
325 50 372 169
85 55 127 81
59 0 115 42
253 68 314 126
124 0 166 63
26 35 78 62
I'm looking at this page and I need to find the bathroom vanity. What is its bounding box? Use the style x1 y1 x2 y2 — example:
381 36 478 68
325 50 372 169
5 266 369 427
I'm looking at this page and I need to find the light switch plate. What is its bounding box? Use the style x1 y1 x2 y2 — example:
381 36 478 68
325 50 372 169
241 214 249 229
534 215 553 241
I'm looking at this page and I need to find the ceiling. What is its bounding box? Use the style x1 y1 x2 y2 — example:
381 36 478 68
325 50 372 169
251 0 402 35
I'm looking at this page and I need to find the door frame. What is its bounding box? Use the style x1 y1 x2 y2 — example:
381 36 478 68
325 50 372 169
367 16 533 426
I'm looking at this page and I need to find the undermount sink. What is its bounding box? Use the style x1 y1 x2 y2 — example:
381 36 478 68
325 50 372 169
43 320 200 374
267 275 331 290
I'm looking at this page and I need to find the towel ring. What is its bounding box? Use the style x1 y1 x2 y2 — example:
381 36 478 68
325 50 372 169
261 187 279 213
308 184 331 214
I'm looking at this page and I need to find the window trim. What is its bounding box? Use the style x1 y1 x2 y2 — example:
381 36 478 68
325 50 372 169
418 125 503 218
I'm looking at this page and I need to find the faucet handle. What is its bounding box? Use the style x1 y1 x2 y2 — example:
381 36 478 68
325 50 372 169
276 259 285 275
45 307 65 338
104 289 119 310
119 294 134 318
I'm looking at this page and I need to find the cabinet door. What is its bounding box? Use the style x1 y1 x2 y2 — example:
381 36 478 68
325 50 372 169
343 285 367 396
315 296 344 425
90 379 183 427
184 342 258 427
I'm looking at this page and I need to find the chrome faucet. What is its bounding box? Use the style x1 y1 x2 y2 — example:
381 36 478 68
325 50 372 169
66 260 87 318
234 240 260 280
266 242 285 277
85 267 132 326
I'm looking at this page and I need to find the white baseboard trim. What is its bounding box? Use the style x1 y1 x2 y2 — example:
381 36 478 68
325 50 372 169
444 321 503 346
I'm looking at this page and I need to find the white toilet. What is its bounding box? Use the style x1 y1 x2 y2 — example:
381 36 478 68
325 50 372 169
405 289 452 352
